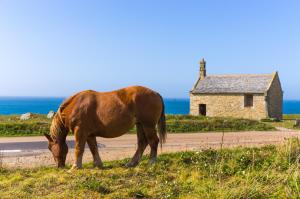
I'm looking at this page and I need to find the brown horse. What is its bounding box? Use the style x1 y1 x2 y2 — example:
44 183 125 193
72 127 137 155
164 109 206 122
44 86 166 169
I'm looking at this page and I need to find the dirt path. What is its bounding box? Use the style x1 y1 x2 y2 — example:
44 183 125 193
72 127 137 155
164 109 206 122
1 130 300 168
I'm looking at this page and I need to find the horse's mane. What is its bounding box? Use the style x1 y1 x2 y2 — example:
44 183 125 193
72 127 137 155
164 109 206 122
50 112 64 141
50 93 78 141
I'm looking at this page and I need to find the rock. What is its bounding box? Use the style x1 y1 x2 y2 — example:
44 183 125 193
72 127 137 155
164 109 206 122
20 113 32 120
294 119 300 127
47 111 55 119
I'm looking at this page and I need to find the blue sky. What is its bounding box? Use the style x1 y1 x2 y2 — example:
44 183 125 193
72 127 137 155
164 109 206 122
0 0 299 99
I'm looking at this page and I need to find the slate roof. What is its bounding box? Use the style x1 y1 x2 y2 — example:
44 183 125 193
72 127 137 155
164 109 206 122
191 74 275 94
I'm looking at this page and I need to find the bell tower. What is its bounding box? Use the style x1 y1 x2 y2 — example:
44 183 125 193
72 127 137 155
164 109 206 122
199 58 206 80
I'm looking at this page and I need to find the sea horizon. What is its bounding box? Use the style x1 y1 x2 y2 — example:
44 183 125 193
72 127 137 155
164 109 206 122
0 97 299 115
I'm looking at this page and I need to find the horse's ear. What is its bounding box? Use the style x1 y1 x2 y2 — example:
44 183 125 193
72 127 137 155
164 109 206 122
44 133 53 142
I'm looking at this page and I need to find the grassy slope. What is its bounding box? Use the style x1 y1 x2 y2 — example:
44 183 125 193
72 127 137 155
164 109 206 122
0 114 275 137
0 139 299 199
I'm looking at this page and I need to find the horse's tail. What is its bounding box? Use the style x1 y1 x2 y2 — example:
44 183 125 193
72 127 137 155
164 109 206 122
158 94 167 149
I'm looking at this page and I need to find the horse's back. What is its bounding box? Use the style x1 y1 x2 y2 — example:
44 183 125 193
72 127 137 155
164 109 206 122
63 86 163 137
100 85 162 124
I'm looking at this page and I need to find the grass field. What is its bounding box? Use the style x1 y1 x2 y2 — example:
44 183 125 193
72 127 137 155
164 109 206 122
0 139 299 198
0 114 275 137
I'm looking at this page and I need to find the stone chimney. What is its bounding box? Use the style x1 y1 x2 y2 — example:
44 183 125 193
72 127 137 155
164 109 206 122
199 58 206 80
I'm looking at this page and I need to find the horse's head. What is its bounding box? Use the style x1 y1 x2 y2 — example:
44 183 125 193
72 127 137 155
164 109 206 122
44 133 68 168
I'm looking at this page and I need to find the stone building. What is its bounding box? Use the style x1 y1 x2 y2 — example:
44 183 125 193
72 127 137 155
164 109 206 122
190 59 283 120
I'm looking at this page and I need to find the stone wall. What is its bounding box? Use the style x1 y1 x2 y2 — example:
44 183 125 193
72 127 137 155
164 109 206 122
267 73 283 120
190 93 268 120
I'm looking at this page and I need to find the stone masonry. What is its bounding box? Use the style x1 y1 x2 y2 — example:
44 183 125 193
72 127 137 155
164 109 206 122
190 93 267 120
190 59 283 120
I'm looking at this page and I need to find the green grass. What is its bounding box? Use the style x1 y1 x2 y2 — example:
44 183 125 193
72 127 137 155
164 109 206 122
0 114 50 136
283 114 300 120
1 139 299 198
0 114 275 137
166 115 274 132
262 114 300 130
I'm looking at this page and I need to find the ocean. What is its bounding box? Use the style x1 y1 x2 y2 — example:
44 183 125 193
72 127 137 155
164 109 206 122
0 97 299 115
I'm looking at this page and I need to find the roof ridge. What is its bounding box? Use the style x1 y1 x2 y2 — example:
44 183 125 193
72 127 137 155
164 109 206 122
192 72 276 94
207 74 273 77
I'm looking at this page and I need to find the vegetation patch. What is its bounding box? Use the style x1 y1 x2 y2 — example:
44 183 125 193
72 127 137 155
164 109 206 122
0 139 299 198
283 114 300 120
0 114 50 136
166 115 274 132
0 114 275 136
262 114 300 130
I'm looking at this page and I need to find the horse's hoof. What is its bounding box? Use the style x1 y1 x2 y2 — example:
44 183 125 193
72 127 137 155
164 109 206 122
67 165 82 173
93 164 104 169
148 158 157 165
126 162 138 168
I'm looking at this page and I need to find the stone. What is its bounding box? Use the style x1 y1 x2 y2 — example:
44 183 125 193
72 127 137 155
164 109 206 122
20 113 32 120
294 119 300 127
47 111 55 119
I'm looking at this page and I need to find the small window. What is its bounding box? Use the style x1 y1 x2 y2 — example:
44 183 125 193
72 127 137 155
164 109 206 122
244 94 253 107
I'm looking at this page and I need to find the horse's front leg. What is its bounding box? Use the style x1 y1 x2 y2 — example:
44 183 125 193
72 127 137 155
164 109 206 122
87 136 103 168
69 127 87 171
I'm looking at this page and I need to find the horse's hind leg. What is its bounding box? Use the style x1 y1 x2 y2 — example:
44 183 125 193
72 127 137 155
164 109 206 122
143 125 159 165
127 123 148 167
87 136 103 168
